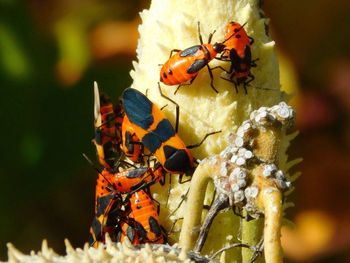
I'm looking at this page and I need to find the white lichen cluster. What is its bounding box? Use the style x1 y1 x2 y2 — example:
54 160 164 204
179 102 298 263
6 237 195 263
212 102 294 218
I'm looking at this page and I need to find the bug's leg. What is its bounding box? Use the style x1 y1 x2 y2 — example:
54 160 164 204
186 130 221 149
248 237 264 263
158 82 180 133
179 173 192 183
160 104 168 111
243 74 255 95
165 174 172 207
174 75 197 95
169 49 181 58
251 58 259 67
167 217 183 235
208 29 216 44
221 75 239 93
197 21 203 45
206 65 219 93
210 65 231 74
167 188 190 218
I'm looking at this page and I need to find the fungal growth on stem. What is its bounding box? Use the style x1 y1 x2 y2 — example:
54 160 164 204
180 102 297 263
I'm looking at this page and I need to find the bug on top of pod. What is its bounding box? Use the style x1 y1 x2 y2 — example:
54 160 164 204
160 22 226 94
221 21 257 93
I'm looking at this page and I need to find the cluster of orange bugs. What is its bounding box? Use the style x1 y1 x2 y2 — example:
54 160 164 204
87 21 256 247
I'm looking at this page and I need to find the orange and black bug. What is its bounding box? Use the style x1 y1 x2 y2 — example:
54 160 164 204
122 87 194 174
218 22 258 94
128 189 165 244
104 165 166 196
93 82 122 171
117 189 166 245
160 22 226 94
89 191 124 247
122 87 220 174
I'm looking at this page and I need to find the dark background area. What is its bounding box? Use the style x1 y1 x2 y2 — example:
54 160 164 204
1 0 350 262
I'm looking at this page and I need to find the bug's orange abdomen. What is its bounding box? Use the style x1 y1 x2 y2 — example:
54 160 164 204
160 52 198 85
224 21 250 59
129 190 165 243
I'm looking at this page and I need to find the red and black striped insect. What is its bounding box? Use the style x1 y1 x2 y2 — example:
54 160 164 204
219 21 258 94
160 22 226 94
116 189 165 244
128 189 165 244
122 86 220 175
122 87 194 174
97 165 165 199
94 83 146 168
93 82 122 171
89 189 124 247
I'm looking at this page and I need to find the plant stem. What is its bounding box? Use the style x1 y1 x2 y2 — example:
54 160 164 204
241 217 264 263
179 161 215 252
260 188 283 263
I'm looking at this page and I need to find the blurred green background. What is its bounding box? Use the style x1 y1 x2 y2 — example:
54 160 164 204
1 0 350 262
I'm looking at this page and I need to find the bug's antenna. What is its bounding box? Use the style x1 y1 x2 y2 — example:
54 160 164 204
82 153 114 188
222 22 248 44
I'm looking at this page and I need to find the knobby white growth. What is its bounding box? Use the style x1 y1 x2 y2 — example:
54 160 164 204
180 103 298 263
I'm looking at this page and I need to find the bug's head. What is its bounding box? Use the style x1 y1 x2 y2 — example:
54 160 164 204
213 42 226 53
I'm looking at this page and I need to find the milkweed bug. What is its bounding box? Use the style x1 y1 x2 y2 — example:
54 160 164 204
122 87 194 174
122 86 221 174
160 22 226 94
217 22 258 94
93 82 122 171
122 86 221 211
128 190 166 243
89 191 124 247
100 166 166 197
